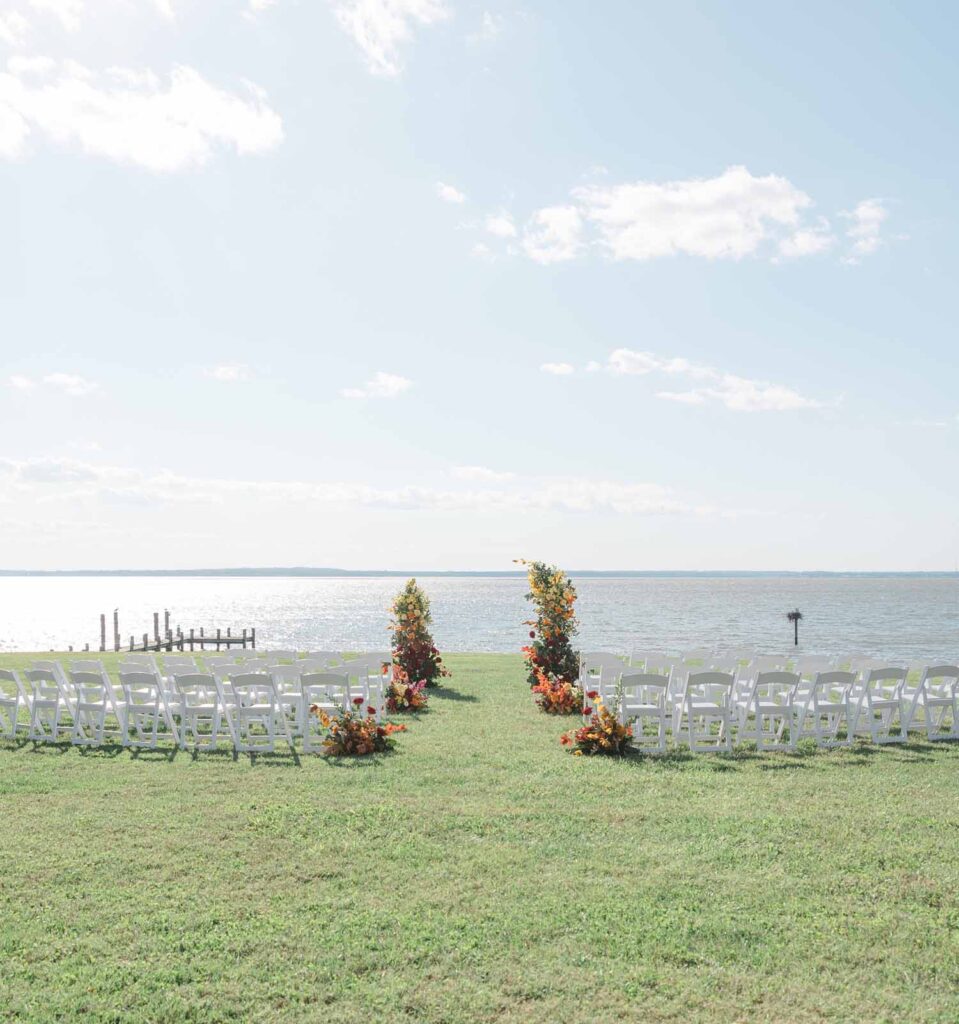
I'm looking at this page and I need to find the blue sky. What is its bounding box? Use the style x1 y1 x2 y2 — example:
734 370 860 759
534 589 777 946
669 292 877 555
0 0 956 570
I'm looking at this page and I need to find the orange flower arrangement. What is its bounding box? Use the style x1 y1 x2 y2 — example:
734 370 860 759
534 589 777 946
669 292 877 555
517 559 580 688
309 698 406 757
560 697 633 756
389 578 449 688
531 667 585 715
385 666 429 713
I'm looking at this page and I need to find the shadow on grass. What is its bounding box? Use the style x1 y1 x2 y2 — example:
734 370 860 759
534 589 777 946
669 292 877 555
430 686 480 704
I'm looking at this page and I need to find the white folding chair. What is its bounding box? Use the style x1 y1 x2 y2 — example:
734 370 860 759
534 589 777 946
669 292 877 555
71 671 126 746
303 651 341 667
261 650 296 663
119 671 175 748
227 674 294 753
0 668 25 739
301 673 350 754
173 673 224 751
736 671 800 751
852 668 909 744
790 671 856 748
901 665 959 741
619 672 669 753
676 671 736 753
270 665 306 735
23 669 65 742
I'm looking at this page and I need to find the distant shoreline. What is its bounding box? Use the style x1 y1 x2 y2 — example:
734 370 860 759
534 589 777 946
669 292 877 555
0 569 956 579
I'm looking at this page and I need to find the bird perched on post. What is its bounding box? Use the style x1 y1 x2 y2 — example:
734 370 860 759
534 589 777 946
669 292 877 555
787 609 803 647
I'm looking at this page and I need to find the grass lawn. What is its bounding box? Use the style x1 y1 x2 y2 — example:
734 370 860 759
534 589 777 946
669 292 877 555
1 651 958 1023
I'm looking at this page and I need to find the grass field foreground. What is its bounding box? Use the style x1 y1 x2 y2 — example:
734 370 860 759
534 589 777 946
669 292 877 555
1 652 958 1023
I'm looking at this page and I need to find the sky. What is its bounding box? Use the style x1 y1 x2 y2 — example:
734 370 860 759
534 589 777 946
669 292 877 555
0 0 957 571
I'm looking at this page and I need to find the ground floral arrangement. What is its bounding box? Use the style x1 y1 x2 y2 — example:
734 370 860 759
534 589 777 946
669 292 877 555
520 559 634 757
310 697 407 757
305 579 449 757
389 578 449 689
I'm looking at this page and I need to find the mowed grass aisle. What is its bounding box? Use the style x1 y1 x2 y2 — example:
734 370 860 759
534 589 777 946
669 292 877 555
1 653 958 1023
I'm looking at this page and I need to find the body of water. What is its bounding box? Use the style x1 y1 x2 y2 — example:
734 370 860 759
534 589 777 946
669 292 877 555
1 575 957 661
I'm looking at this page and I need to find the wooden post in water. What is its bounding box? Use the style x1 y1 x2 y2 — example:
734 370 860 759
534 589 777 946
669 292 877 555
251 627 256 650
142 632 148 652
114 609 120 652
242 628 247 649
164 609 170 637
129 635 134 651
100 614 106 653
189 628 195 652
153 612 160 644
216 627 222 651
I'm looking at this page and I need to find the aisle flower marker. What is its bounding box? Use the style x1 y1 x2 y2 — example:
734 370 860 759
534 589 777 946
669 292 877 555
389 578 449 689
309 699 407 757
560 694 633 756
385 667 429 713
517 559 582 715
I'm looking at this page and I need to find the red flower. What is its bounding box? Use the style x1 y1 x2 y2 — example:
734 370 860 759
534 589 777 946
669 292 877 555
367 706 377 716
586 690 598 700
352 697 364 706
529 630 536 639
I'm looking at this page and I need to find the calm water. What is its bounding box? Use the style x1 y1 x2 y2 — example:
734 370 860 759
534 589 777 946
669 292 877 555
1 575 957 660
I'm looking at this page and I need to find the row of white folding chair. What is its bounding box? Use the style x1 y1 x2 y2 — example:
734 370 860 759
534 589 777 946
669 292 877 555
579 666 959 753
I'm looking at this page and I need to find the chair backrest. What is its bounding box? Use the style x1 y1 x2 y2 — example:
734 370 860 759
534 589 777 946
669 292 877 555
229 673 277 706
619 672 669 710
751 671 801 702
581 652 625 674
163 656 197 669
0 667 26 702
793 655 835 677
30 660 68 683
119 671 163 705
706 657 739 674
24 669 60 699
261 650 296 663
301 672 350 709
70 670 113 703
173 673 219 706
748 655 789 674
118 660 154 676
303 651 340 665
921 665 959 690
810 671 857 702
69 659 107 674
685 671 736 704
681 648 709 663
864 667 908 695
123 654 160 672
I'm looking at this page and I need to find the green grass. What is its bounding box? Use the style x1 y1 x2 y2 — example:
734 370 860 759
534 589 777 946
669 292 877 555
1 651 958 1023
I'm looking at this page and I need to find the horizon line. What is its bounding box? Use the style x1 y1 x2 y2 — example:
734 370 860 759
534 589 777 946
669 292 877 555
1 567 957 578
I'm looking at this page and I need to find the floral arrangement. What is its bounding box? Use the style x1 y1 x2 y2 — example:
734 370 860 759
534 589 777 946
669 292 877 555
517 559 580 688
560 696 633 756
385 667 429 713
389 578 449 688
531 669 585 715
309 697 407 757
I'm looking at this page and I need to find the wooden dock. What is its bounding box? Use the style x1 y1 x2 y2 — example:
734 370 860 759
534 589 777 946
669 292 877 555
98 610 256 653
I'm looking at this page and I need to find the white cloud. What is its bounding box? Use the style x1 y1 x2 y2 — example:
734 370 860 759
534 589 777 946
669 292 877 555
574 166 814 261
204 363 253 383
243 0 278 18
605 348 822 412
842 198 887 263
0 11 30 46
7 374 35 390
28 0 83 33
485 212 516 238
436 180 465 203
340 370 412 399
475 166 879 267
43 372 97 395
778 223 835 259
522 205 582 264
477 10 503 40
451 465 515 482
0 455 721 517
331 0 450 77
0 58 283 170
540 362 574 376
